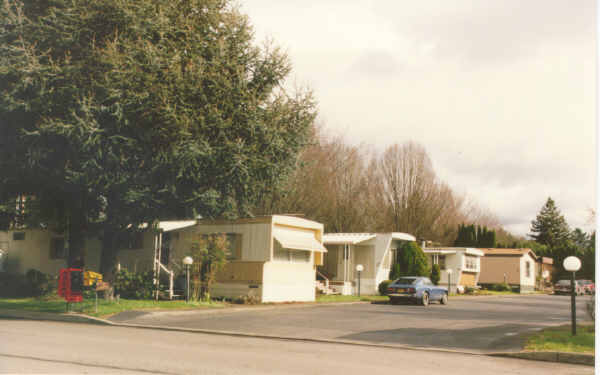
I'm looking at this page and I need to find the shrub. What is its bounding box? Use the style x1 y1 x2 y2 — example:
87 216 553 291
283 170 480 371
0 269 55 298
0 272 30 297
430 264 441 285
113 269 154 299
25 269 55 297
378 280 393 295
233 294 260 304
493 282 511 292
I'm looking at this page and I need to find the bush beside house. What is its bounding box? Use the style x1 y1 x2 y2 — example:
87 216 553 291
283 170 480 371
0 269 55 298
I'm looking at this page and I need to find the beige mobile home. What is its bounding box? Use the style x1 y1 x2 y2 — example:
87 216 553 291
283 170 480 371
321 232 416 295
423 247 485 293
478 248 537 293
115 215 327 303
0 229 103 276
0 229 68 275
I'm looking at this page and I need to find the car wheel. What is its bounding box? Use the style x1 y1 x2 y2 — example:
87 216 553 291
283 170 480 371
440 293 448 305
421 292 429 306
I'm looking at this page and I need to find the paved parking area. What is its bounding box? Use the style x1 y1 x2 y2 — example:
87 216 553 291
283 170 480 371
109 294 592 354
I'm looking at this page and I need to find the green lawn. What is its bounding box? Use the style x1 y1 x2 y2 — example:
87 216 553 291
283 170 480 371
524 324 595 354
0 296 225 318
316 294 388 303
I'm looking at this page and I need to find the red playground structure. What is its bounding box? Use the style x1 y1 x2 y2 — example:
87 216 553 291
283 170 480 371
58 268 83 303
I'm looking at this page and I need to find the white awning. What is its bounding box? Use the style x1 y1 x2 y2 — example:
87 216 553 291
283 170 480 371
391 232 417 242
273 227 327 252
134 220 197 232
323 233 376 245
158 220 197 232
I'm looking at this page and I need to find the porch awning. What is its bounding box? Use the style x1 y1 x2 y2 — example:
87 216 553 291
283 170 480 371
273 227 327 253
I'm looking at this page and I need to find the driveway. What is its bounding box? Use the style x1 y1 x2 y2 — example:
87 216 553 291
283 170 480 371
108 294 592 354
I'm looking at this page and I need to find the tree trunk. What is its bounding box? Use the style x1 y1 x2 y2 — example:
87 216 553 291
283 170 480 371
67 205 86 268
100 225 118 280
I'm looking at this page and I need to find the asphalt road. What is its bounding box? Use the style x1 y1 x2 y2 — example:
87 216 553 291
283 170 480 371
109 294 593 353
0 320 592 374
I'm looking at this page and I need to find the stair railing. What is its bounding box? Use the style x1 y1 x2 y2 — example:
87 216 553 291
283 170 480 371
316 270 329 290
155 259 174 300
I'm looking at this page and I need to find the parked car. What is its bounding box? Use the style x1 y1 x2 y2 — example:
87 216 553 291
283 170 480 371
386 276 448 306
554 279 586 295
578 280 595 295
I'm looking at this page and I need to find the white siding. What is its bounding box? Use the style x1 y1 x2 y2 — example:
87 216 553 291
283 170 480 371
262 261 315 302
373 234 393 288
520 253 537 290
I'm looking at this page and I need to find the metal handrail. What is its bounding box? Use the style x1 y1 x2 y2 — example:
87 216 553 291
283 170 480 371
154 259 174 300
316 270 329 289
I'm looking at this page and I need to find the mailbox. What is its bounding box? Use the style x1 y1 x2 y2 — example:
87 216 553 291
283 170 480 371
58 268 83 302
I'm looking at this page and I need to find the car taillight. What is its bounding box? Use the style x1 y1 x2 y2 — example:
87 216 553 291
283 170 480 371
387 287 394 292
408 288 416 293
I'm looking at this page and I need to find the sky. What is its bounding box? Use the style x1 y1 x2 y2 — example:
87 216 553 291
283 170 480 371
239 0 596 237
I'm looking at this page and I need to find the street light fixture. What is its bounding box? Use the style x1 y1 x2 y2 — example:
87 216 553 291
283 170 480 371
356 264 364 297
446 269 452 298
563 256 581 336
183 256 194 303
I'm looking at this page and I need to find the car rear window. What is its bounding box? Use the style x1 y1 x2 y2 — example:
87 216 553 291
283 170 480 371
395 278 417 285
557 280 570 285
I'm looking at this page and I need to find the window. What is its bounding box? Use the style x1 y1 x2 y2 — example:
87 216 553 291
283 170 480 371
201 233 241 261
464 255 477 270
50 238 67 259
525 261 531 278
225 233 242 261
273 241 310 263
12 232 25 241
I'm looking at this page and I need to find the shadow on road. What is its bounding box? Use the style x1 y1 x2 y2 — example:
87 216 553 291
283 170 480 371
337 324 538 353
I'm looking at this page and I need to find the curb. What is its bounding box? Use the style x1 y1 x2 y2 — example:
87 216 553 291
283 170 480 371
1 305 593 367
107 301 371 321
489 351 594 366
113 321 486 358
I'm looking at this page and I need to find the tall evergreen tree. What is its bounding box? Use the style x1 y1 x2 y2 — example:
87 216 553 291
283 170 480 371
0 0 316 273
529 198 571 246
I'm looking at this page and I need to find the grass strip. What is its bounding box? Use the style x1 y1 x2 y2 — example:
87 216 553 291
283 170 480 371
524 324 594 354
0 296 225 318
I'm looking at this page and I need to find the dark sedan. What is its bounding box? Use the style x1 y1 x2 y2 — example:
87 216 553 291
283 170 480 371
386 276 448 306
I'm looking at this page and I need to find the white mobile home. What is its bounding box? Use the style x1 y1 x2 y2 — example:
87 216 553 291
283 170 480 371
115 215 327 303
321 232 416 295
423 247 485 293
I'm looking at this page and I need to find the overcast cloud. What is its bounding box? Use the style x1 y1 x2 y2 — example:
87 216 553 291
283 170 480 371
240 0 596 237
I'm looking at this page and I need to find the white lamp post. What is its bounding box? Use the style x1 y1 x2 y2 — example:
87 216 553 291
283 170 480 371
563 256 581 336
183 256 194 303
356 264 364 297
446 269 452 297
